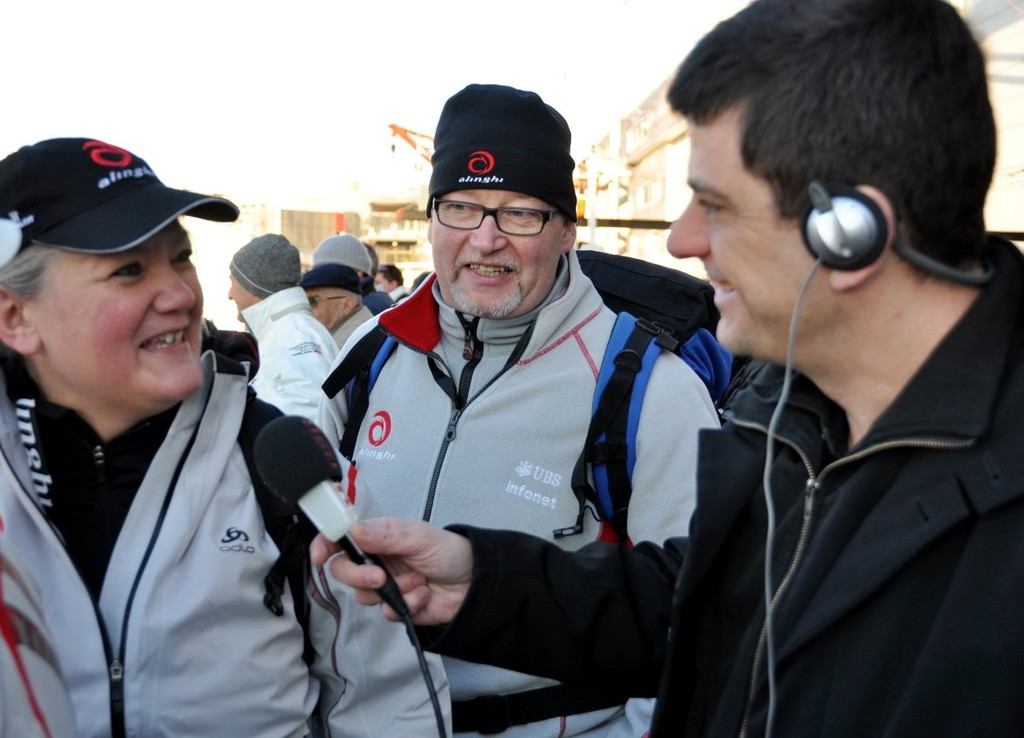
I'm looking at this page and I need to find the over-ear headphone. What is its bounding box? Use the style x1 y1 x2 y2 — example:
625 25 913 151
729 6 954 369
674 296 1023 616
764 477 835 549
801 180 993 285
801 181 888 270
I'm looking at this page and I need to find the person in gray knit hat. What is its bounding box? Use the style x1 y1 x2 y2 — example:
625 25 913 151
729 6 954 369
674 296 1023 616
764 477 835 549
230 233 301 298
313 233 372 273
229 233 338 418
313 233 393 315
316 83 719 738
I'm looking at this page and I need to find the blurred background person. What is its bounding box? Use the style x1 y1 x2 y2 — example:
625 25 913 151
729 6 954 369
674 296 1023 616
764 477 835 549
300 262 373 348
228 233 338 419
374 263 408 303
312 233 392 315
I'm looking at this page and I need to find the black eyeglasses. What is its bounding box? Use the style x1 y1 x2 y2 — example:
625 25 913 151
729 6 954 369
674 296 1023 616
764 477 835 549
308 295 348 309
433 199 559 236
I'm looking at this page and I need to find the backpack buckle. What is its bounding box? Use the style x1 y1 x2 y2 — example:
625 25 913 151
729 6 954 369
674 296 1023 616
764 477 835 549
633 316 680 353
612 348 643 372
263 572 286 616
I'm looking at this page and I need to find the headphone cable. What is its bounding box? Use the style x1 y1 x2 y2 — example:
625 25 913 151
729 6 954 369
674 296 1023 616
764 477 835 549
762 258 821 738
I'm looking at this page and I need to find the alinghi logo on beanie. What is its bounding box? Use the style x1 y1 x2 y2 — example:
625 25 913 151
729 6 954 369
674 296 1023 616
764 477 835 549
428 84 577 220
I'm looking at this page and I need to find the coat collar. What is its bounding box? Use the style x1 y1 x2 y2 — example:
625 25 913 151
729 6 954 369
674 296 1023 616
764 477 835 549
240 286 315 339
688 239 1024 656
728 238 1024 450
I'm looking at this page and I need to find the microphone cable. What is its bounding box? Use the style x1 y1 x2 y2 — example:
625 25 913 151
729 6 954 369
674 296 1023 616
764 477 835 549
329 526 448 737
362 558 448 738
761 258 821 738
252 415 449 738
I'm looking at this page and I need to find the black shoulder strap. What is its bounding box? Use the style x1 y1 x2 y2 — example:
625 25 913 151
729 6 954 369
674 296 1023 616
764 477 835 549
239 390 317 665
321 325 390 399
321 325 392 461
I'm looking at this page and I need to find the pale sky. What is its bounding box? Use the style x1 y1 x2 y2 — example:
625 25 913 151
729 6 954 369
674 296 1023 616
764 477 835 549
3 0 748 205
4 0 751 328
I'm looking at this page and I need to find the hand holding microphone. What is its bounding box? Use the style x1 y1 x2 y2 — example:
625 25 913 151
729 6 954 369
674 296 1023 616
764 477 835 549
252 415 409 617
253 415 474 625
253 416 454 738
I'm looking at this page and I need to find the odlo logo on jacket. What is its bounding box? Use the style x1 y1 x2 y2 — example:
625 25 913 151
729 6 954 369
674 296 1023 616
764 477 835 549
220 527 255 553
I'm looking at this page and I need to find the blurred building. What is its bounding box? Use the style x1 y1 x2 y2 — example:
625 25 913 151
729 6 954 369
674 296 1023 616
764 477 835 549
200 0 1021 321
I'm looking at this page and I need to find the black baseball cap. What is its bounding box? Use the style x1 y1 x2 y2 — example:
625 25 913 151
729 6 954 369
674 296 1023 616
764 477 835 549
0 138 239 264
299 263 361 294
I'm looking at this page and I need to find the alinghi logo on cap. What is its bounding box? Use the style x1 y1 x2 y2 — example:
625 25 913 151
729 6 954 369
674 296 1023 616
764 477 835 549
83 140 133 167
82 140 157 190
460 151 504 185
467 150 496 175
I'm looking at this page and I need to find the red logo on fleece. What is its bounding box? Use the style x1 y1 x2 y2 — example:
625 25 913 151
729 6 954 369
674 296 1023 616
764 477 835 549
368 410 392 447
467 150 495 175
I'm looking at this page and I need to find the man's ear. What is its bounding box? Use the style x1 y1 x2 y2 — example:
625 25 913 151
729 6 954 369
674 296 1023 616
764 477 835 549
559 218 577 254
828 255 883 292
857 185 897 240
0 292 41 355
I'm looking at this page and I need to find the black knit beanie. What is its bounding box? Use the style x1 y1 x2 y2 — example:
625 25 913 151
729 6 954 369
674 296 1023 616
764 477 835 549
428 84 577 220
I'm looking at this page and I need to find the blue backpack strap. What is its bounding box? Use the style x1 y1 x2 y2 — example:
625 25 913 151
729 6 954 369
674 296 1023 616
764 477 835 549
563 312 672 543
679 327 734 403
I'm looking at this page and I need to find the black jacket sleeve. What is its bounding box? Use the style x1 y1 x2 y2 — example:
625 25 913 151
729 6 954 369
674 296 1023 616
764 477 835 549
426 526 687 698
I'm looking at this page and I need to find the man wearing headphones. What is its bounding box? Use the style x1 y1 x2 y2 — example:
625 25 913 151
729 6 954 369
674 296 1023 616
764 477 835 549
318 1 1024 736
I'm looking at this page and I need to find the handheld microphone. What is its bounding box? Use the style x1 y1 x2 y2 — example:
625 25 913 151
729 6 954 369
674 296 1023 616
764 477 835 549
252 415 408 617
252 415 447 737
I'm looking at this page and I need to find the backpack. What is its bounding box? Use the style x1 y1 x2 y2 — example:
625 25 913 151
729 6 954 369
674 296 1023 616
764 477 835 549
321 250 747 545
238 390 318 664
202 325 318 664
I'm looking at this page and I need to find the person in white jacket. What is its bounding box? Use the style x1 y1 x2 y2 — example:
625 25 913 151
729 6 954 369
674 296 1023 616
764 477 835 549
1 526 76 738
0 137 449 738
318 83 720 737
228 233 339 420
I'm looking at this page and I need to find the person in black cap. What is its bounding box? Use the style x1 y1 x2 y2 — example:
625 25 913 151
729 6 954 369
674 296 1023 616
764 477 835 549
317 84 720 737
300 262 373 348
0 138 449 737
312 233 393 315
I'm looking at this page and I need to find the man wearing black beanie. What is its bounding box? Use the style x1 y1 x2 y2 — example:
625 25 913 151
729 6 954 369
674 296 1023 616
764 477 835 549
317 83 720 736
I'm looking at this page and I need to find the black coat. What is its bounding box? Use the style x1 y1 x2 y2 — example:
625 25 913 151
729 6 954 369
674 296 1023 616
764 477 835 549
433 239 1024 737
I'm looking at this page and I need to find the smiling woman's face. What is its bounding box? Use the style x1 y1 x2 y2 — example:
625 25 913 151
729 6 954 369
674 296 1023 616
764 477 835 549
15 222 205 440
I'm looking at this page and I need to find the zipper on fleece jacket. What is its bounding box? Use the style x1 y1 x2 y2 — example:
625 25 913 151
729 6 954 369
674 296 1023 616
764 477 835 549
105 416 202 738
92 444 128 738
730 416 976 738
423 317 483 520
421 319 536 522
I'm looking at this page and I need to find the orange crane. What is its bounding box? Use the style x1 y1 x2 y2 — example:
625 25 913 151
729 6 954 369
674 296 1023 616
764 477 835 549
389 123 434 165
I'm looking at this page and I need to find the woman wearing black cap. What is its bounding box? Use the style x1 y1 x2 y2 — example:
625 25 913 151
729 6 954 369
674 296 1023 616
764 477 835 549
0 138 448 738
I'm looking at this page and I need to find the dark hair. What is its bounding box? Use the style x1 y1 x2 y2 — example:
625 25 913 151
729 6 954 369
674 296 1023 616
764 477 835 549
376 263 403 286
668 0 995 266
